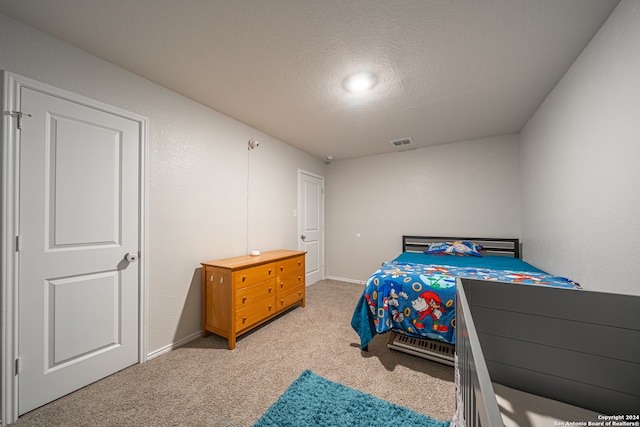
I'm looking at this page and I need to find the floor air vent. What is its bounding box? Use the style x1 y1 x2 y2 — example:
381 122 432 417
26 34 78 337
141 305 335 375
387 332 455 366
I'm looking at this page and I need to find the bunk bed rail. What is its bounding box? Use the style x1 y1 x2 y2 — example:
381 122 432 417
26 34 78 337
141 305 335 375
455 279 503 427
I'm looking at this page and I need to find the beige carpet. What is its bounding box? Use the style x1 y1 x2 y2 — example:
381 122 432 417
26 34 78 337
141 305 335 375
12 279 455 426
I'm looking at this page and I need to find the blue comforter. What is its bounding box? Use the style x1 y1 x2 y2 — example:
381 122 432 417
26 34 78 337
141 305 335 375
351 254 580 348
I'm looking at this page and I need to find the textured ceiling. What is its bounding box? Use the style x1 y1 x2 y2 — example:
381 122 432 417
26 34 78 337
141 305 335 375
0 0 620 160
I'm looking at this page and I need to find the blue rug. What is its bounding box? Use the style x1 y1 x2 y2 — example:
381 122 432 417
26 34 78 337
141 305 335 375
253 370 450 427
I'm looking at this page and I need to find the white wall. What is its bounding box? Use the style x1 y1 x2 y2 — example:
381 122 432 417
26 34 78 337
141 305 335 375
325 134 522 282
0 13 325 354
520 1 640 294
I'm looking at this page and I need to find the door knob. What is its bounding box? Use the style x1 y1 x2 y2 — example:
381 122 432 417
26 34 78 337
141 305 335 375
125 252 138 262
300 235 306 241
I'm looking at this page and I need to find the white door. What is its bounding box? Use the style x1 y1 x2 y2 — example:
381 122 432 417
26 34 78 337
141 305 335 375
18 86 141 414
298 171 324 285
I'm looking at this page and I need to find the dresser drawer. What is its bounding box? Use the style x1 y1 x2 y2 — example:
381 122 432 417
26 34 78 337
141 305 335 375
203 267 232 332
277 256 304 276
234 262 276 288
235 279 275 309
277 270 304 292
236 297 276 331
205 266 231 287
277 285 305 311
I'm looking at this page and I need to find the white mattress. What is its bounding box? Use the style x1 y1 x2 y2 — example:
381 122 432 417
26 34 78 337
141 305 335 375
493 382 602 427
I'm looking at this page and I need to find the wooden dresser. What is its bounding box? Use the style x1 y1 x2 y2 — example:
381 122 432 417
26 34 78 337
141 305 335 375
201 250 306 349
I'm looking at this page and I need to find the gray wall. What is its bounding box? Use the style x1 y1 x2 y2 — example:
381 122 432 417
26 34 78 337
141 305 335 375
0 13 325 356
325 134 522 282
520 1 639 295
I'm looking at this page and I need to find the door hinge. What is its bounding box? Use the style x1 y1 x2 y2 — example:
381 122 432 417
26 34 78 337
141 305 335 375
15 358 21 375
5 110 32 130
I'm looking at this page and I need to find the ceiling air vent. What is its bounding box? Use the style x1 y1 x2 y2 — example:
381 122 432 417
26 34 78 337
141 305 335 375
391 137 413 147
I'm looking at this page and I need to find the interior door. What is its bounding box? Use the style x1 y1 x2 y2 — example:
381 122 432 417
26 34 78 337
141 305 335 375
298 171 324 285
18 86 141 414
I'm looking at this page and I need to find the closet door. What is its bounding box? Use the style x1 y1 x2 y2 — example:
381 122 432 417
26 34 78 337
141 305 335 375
18 85 142 414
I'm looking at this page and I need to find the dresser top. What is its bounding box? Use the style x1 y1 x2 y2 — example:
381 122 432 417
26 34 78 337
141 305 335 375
201 250 306 270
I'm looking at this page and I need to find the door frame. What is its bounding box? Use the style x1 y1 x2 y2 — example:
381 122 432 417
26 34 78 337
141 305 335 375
0 71 149 426
297 169 325 283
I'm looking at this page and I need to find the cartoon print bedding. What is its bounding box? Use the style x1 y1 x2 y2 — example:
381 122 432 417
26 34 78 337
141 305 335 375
351 258 581 349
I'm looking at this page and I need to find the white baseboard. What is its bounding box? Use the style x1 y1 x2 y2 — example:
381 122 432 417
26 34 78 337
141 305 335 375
146 330 202 360
145 277 365 361
324 275 366 285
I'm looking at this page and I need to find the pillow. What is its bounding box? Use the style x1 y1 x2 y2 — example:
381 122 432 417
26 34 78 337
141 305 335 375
424 241 483 257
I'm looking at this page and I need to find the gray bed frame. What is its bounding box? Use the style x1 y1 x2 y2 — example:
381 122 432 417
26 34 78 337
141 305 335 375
387 236 521 365
456 277 640 424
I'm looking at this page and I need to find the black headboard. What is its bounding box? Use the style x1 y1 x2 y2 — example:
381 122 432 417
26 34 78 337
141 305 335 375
402 235 521 259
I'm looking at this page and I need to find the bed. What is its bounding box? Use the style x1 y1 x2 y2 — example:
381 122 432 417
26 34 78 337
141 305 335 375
350 236 581 365
454 277 640 426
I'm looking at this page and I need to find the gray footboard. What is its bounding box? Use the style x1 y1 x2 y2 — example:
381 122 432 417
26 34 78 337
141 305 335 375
456 277 640 422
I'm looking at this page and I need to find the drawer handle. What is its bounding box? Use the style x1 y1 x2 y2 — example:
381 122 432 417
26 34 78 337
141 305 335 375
242 276 246 282
280 282 284 288
298 291 302 296
280 266 284 272
298 261 301 266
268 305 272 311
209 274 214 282
268 287 272 293
242 296 247 303
268 269 272 274
242 316 247 323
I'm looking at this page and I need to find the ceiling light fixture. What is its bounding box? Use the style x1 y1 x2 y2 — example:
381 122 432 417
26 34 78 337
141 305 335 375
342 71 378 93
